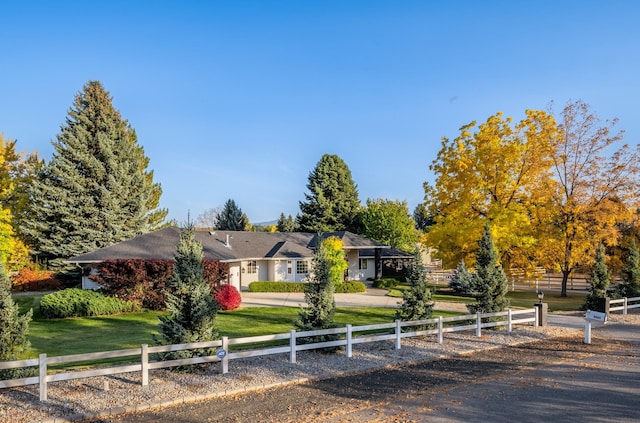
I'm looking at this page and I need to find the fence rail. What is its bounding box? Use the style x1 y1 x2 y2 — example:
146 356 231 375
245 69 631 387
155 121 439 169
0 308 538 401
609 296 640 314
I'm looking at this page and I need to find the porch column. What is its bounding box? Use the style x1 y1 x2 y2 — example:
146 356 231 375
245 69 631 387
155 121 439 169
375 248 382 280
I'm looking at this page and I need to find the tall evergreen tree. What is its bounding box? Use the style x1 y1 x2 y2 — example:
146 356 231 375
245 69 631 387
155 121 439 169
467 224 509 314
583 244 611 310
619 240 640 298
298 154 361 233
295 242 337 345
156 225 219 361
276 213 296 232
216 199 248 231
396 248 433 326
0 261 33 378
24 81 166 268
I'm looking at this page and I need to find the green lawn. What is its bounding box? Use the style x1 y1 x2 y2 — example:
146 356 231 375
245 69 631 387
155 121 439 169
386 285 585 312
12 295 460 358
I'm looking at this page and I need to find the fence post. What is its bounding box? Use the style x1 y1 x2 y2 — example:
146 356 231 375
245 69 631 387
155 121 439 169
395 320 401 350
141 344 149 386
507 309 512 333
476 312 481 337
221 337 229 374
534 306 539 327
623 297 628 315
437 316 443 344
584 319 592 344
290 330 297 364
39 353 47 402
346 324 352 358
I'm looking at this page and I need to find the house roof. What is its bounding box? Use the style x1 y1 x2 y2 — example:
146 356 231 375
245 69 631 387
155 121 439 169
66 227 390 264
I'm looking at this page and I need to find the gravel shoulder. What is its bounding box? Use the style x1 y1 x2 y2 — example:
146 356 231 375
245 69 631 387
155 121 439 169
1 314 637 423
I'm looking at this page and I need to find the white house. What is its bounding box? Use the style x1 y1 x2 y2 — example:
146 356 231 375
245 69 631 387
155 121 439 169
67 227 411 291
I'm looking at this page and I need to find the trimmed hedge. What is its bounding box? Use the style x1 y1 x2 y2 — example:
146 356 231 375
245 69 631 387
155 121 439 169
372 278 401 289
248 281 366 294
40 288 140 318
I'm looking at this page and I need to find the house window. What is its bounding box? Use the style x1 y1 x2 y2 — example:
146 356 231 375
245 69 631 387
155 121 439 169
296 260 309 274
287 260 292 274
359 259 368 270
246 260 257 274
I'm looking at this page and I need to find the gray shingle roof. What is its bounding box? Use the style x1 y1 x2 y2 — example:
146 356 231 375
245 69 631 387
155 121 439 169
67 228 390 264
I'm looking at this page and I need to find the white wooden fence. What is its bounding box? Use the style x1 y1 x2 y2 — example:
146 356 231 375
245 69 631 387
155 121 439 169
609 296 640 314
0 308 538 401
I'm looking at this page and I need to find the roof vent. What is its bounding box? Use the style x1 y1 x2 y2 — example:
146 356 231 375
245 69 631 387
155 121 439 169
225 234 232 248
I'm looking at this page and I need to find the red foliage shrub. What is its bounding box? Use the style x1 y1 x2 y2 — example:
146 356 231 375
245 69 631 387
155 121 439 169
215 284 242 310
91 259 173 310
91 258 230 310
203 259 230 290
11 268 62 292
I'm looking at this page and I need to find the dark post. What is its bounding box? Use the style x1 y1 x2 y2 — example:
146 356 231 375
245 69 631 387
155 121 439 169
596 297 610 314
374 248 382 280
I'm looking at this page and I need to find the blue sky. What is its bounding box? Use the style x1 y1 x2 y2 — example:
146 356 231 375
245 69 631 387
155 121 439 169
2 1 639 224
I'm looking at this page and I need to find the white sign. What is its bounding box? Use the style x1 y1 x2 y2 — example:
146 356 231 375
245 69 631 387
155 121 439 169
585 310 607 322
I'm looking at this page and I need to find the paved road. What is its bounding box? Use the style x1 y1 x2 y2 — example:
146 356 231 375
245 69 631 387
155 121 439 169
104 323 639 423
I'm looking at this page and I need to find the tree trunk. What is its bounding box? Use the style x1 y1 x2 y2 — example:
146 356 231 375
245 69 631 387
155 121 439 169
561 269 570 297
375 248 382 280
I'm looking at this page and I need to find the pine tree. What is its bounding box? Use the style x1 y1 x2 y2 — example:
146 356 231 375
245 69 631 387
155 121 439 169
396 248 433 327
295 243 337 346
298 154 361 233
156 225 219 363
467 224 509 314
276 213 295 232
449 260 475 295
583 244 611 310
24 81 166 268
216 199 248 230
619 240 640 298
0 261 33 379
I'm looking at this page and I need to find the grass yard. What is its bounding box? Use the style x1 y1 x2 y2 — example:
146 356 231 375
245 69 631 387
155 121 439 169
12 294 461 358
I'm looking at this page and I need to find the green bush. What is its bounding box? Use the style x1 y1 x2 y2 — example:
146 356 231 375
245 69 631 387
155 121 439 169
335 281 366 293
248 281 306 292
248 281 366 293
40 288 140 318
372 278 401 289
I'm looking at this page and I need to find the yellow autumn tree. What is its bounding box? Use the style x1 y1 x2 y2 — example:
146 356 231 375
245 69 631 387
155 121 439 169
536 100 640 296
322 236 348 285
424 110 557 271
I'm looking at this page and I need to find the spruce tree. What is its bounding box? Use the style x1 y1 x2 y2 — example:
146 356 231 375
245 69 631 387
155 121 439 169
396 248 434 327
295 243 337 346
449 260 474 295
619 240 640 298
0 261 33 379
276 213 295 232
467 224 509 314
216 199 248 230
583 244 611 310
24 81 166 268
298 154 361 233
156 225 219 361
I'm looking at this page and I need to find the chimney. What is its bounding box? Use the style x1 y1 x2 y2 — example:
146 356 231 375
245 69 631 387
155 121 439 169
225 234 231 248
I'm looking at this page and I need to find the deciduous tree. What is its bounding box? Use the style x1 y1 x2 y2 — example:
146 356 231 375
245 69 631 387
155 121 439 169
424 110 556 270
360 198 418 252
298 154 361 233
537 100 640 296
322 236 348 285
